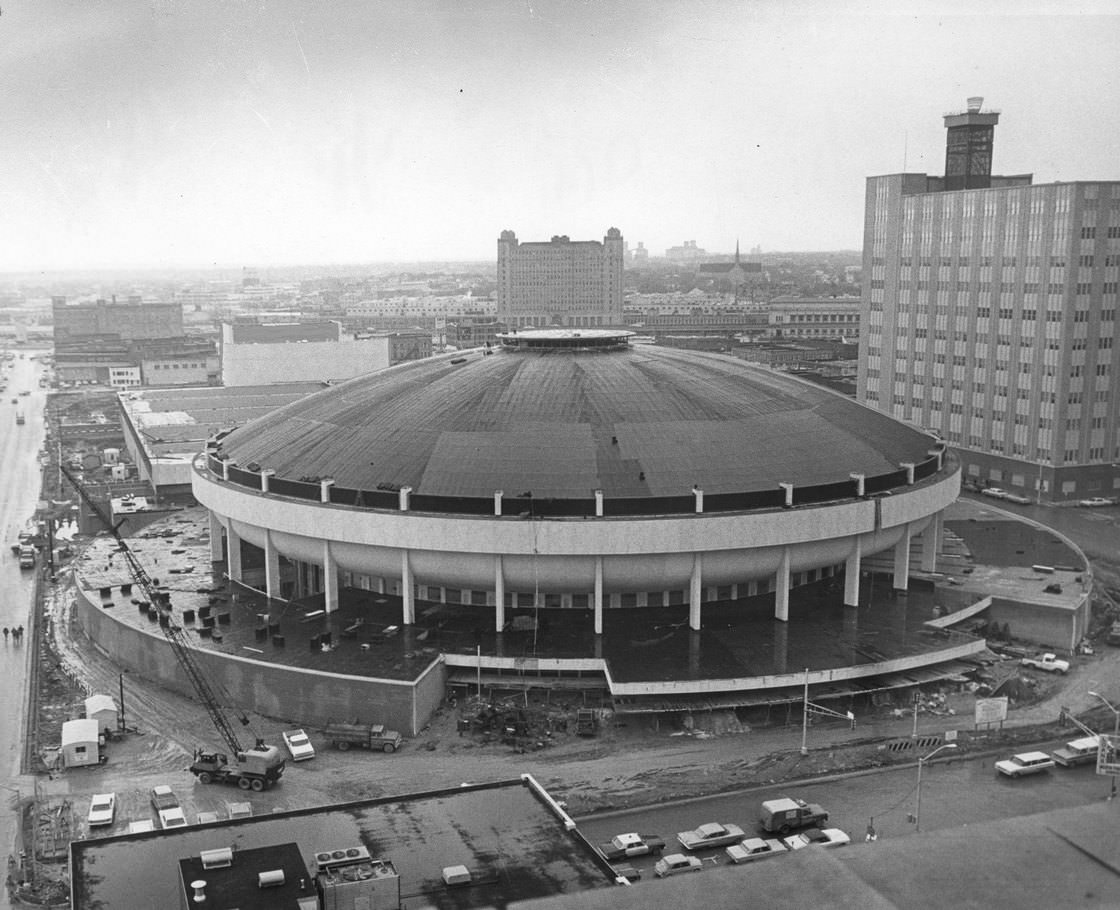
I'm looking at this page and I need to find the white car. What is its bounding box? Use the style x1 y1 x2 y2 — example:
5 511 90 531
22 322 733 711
725 837 788 864
995 751 1055 778
282 728 316 761
87 793 116 827
782 827 851 850
980 488 1008 499
1079 497 1114 507
653 853 703 877
677 822 746 850
127 820 155 834
157 806 188 830
1004 493 1031 504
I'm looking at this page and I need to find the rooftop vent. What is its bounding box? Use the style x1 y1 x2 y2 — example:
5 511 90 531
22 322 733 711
258 869 285 888
199 848 233 870
314 845 372 871
966 95 984 112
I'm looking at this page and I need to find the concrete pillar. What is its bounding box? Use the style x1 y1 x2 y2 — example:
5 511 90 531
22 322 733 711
689 554 703 631
261 468 274 493
322 540 339 614
693 486 704 513
893 524 912 591
844 538 862 607
207 511 223 562
594 490 603 517
494 490 503 516
780 482 794 508
401 550 415 625
399 486 412 511
774 547 791 622
320 478 334 503
772 619 789 674
494 556 505 631
264 529 281 601
593 557 604 635
850 473 865 497
901 462 915 485
226 521 243 582
221 459 230 481
920 514 941 573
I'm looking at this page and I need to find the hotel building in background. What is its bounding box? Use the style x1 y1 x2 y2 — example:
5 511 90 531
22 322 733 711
496 228 625 328
859 97 1120 502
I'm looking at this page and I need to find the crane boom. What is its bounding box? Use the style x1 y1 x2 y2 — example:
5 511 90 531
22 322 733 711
59 464 248 754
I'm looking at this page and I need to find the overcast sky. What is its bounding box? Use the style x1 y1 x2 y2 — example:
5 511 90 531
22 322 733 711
1 0 1118 271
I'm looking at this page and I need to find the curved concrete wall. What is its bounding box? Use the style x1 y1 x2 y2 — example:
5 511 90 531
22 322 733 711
195 459 958 594
74 581 444 736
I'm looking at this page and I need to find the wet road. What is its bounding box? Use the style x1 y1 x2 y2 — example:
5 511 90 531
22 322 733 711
0 352 47 909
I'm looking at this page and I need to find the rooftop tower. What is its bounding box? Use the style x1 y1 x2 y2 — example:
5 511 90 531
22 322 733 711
943 95 1000 191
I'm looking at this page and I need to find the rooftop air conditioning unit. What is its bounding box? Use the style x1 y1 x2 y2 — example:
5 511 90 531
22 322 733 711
200 847 233 869
314 845 372 871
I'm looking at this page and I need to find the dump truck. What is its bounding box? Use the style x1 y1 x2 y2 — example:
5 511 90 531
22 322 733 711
188 744 286 791
324 723 402 753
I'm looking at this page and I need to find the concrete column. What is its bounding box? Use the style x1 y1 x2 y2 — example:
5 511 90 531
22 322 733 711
893 524 912 591
207 511 223 562
399 486 412 511
693 486 704 513
401 550 415 625
320 478 335 503
594 490 603 517
689 554 703 630
226 521 243 582
494 556 505 631
901 462 915 485
221 459 230 481
772 619 789 674
850 473 865 497
322 540 339 614
844 537 862 607
780 482 794 508
919 513 941 573
774 547 791 622
593 557 604 635
264 528 281 601
261 468 274 493
494 490 503 516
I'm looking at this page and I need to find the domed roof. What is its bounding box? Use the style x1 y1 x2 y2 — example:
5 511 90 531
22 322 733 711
216 345 935 499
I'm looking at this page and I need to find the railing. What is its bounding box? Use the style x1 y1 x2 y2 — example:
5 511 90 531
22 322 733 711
201 448 953 519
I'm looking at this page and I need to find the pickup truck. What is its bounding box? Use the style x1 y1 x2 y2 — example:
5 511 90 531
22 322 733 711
1051 735 1100 767
323 723 402 753
1020 653 1070 674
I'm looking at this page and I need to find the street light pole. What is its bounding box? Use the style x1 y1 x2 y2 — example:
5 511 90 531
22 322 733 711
800 667 810 757
118 672 127 735
915 742 958 833
1087 691 1119 800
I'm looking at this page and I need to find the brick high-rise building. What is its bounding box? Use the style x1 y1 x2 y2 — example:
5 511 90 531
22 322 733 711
496 228 624 328
859 98 1120 502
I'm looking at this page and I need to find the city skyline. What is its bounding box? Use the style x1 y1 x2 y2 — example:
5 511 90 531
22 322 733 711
1 0 1118 271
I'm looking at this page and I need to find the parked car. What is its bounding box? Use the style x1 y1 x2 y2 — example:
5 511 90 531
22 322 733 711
599 832 666 860
980 487 1008 499
677 822 746 851
725 837 788 864
995 751 1055 778
1004 493 1031 504
195 811 220 825
282 728 316 761
759 796 829 834
1079 497 1114 507
611 864 642 883
782 827 851 850
87 793 116 827
149 784 179 813
157 806 188 830
127 820 155 834
653 853 703 877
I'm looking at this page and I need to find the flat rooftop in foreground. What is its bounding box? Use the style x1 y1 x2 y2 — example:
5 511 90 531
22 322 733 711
71 778 604 910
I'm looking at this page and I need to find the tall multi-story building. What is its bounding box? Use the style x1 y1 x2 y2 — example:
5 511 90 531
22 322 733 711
496 229 624 328
859 98 1120 502
52 296 184 342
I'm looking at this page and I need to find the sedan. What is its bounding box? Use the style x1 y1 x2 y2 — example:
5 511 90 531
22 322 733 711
157 806 188 830
653 853 703 877
980 488 1008 499
995 751 1055 778
599 832 666 860
282 728 316 761
782 828 851 850
1079 497 1114 507
150 784 179 813
1003 493 1031 504
87 793 116 827
677 822 746 851
725 837 788 864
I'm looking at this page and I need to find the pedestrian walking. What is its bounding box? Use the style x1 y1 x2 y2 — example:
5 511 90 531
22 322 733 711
2 628 8 641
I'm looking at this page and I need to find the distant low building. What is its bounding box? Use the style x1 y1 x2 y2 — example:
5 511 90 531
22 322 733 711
767 297 861 340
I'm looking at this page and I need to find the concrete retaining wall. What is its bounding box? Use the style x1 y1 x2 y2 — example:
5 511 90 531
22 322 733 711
74 584 446 737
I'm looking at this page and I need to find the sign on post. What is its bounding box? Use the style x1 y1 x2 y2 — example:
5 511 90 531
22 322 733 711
1096 733 1120 777
974 697 1008 730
